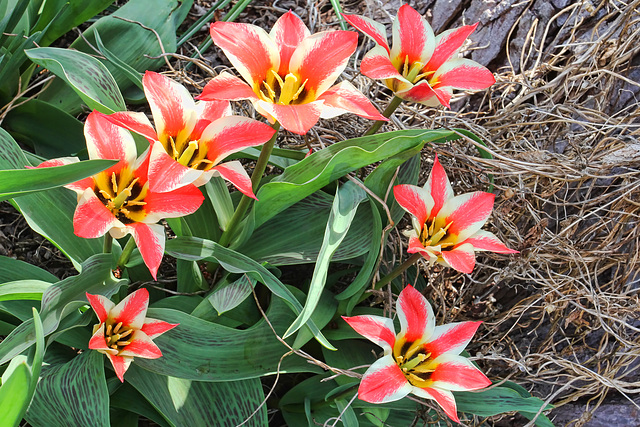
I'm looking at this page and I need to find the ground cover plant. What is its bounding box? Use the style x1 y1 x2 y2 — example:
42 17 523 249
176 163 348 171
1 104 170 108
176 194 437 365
0 0 638 426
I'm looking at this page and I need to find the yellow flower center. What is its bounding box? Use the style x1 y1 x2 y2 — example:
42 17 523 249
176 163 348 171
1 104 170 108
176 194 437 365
393 337 435 388
420 218 455 249
258 69 309 105
93 320 134 353
161 137 214 171
94 168 148 224
388 55 437 91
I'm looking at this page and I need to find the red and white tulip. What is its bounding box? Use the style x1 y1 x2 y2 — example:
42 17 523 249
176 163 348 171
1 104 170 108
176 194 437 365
393 155 517 273
86 288 178 382
197 11 386 135
37 111 204 278
343 5 495 107
343 285 491 423
103 71 276 197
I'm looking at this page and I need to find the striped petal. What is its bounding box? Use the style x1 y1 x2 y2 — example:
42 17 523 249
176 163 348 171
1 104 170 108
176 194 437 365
432 58 495 91
35 157 92 193
88 323 112 352
425 23 478 72
439 191 495 242
424 321 483 359
257 101 322 135
142 184 204 223
198 72 259 102
270 11 310 74
393 184 433 226
141 317 179 339
289 30 357 97
143 71 197 147
407 236 437 261
342 315 396 353
86 293 115 323
412 386 459 423
109 288 149 330
85 111 137 165
360 46 411 92
147 142 203 193
209 21 280 90
460 230 518 254
358 355 412 403
395 80 441 106
191 100 232 141
317 81 387 121
424 154 453 219
342 13 390 53
102 111 158 143
397 285 435 343
129 223 165 280
201 116 276 165
440 243 476 273
390 4 435 66
118 330 163 359
73 188 122 239
426 354 492 392
212 161 256 199
105 353 132 382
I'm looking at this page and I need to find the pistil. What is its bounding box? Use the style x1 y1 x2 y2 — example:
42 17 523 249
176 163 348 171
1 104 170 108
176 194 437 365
178 141 199 166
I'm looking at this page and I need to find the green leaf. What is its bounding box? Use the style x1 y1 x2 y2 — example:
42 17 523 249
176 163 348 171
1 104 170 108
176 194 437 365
126 365 267 427
109 383 171 427
0 280 52 301
455 385 553 417
284 181 366 339
205 177 234 231
26 351 110 427
0 159 116 201
208 274 254 315
26 47 126 113
0 256 58 283
0 358 31 427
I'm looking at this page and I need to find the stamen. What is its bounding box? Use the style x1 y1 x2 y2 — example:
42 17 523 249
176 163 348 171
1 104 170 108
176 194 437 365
262 81 276 102
116 340 132 347
106 324 113 336
99 190 112 200
111 172 118 194
292 78 308 102
113 322 123 334
406 61 425 83
190 158 214 170
169 136 179 159
119 329 133 339
402 55 409 77
177 140 198 166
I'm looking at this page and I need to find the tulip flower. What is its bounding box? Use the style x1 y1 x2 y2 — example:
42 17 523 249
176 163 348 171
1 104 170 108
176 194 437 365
197 11 386 135
343 285 490 422
343 5 495 107
393 155 517 273
103 71 276 197
36 111 204 278
86 288 178 382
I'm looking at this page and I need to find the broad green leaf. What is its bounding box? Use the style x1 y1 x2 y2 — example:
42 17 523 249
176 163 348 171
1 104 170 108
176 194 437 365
109 383 171 427
205 177 234 231
208 274 254 315
126 365 267 427
93 30 143 90
26 351 110 427
0 159 116 201
0 280 52 301
0 359 31 427
291 287 337 350
284 181 366 339
335 398 359 427
0 256 58 283
455 385 552 418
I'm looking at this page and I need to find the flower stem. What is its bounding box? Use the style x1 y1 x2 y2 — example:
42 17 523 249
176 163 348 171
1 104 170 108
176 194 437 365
103 235 113 254
359 252 422 303
116 237 137 271
364 95 404 136
218 121 281 247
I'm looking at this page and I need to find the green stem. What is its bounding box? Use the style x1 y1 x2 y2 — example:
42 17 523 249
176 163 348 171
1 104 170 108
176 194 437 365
116 237 137 271
103 235 113 254
359 253 422 303
218 122 281 247
364 95 404 136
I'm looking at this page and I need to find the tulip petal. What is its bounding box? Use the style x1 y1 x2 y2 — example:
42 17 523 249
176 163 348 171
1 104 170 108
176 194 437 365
110 288 149 330
147 142 203 193
440 243 476 273
358 355 412 403
360 46 411 92
440 191 495 242
143 71 197 146
103 111 158 142
141 317 179 339
461 230 518 254
427 354 492 391
289 30 357 97
212 161 256 199
85 111 137 165
73 189 123 239
129 223 165 280
342 315 396 352
210 21 280 90
35 157 93 193
425 23 478 72
118 330 163 359
424 321 483 359
424 154 453 219
391 4 435 65
270 11 310 74
86 293 115 323
198 72 259 102
412 386 459 423
201 116 276 165
191 100 232 141
257 101 322 135
317 81 387 121
395 80 442 106
407 236 437 260
105 353 133 382
342 13 390 53
393 184 433 226
142 184 204 223
397 285 435 343
88 323 111 351
433 58 495 91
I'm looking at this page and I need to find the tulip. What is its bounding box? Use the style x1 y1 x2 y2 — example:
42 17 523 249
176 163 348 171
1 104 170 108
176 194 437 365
343 285 491 422
198 11 386 135
343 5 495 107
104 71 276 197
86 288 177 382
393 155 517 273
